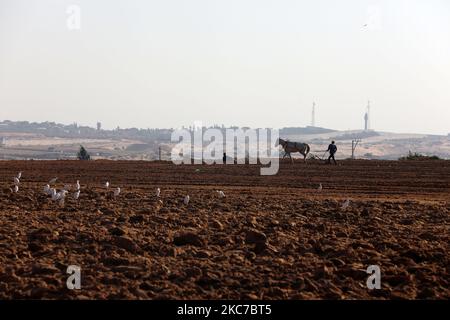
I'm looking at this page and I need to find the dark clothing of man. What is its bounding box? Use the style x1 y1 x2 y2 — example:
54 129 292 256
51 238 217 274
328 143 337 155
327 143 337 165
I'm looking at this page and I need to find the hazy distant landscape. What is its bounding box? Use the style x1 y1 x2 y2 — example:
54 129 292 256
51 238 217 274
0 120 449 161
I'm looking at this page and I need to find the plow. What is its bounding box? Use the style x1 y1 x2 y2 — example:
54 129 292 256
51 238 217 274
307 150 329 162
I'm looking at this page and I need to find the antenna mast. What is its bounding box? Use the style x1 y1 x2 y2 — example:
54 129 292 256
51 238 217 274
311 102 316 127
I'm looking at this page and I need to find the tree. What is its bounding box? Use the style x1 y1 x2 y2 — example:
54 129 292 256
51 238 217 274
399 151 440 161
77 145 91 160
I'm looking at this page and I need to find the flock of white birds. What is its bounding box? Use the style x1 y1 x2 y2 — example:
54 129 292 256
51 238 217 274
9 171 233 208
10 171 352 209
38 177 77 207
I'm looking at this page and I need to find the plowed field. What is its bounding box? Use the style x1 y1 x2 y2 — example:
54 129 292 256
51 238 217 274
0 159 449 299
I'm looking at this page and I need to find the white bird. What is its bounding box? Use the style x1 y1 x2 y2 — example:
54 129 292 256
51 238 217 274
13 185 19 193
51 188 58 200
156 188 161 197
184 195 190 205
17 172 22 179
49 177 58 184
14 177 20 185
341 199 351 209
43 184 50 194
52 190 67 201
318 183 323 192
216 190 225 198
113 187 121 197
75 180 80 191
73 190 80 200
57 190 68 203
105 181 110 189
60 190 68 199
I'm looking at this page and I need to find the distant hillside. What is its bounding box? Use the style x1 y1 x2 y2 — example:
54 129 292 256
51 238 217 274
0 120 449 160
334 130 380 140
280 126 336 135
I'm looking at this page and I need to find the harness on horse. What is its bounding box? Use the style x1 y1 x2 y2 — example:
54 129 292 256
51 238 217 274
282 140 296 149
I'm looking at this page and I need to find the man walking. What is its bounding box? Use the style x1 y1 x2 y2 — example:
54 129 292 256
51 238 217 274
327 141 337 165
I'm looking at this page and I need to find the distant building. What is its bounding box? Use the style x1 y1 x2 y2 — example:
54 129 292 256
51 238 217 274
364 112 369 131
97 122 102 131
364 101 371 131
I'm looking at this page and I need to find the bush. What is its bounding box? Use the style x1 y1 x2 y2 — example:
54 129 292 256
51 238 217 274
77 145 91 160
399 151 440 161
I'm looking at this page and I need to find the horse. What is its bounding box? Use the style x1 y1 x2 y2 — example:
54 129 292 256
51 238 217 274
277 138 310 163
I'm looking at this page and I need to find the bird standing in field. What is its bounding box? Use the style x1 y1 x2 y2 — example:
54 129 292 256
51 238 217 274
75 180 80 191
318 183 323 192
341 199 350 209
14 177 20 186
59 190 68 200
105 181 110 189
184 195 190 205
49 177 58 185
216 190 225 198
51 189 58 201
13 185 19 193
17 172 22 180
156 188 161 197
51 189 67 202
43 184 51 194
73 190 80 200
113 187 121 198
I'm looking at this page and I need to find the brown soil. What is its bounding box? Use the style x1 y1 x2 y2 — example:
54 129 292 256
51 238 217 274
0 159 449 299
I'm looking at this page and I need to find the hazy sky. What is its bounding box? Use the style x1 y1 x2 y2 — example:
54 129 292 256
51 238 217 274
0 0 449 134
